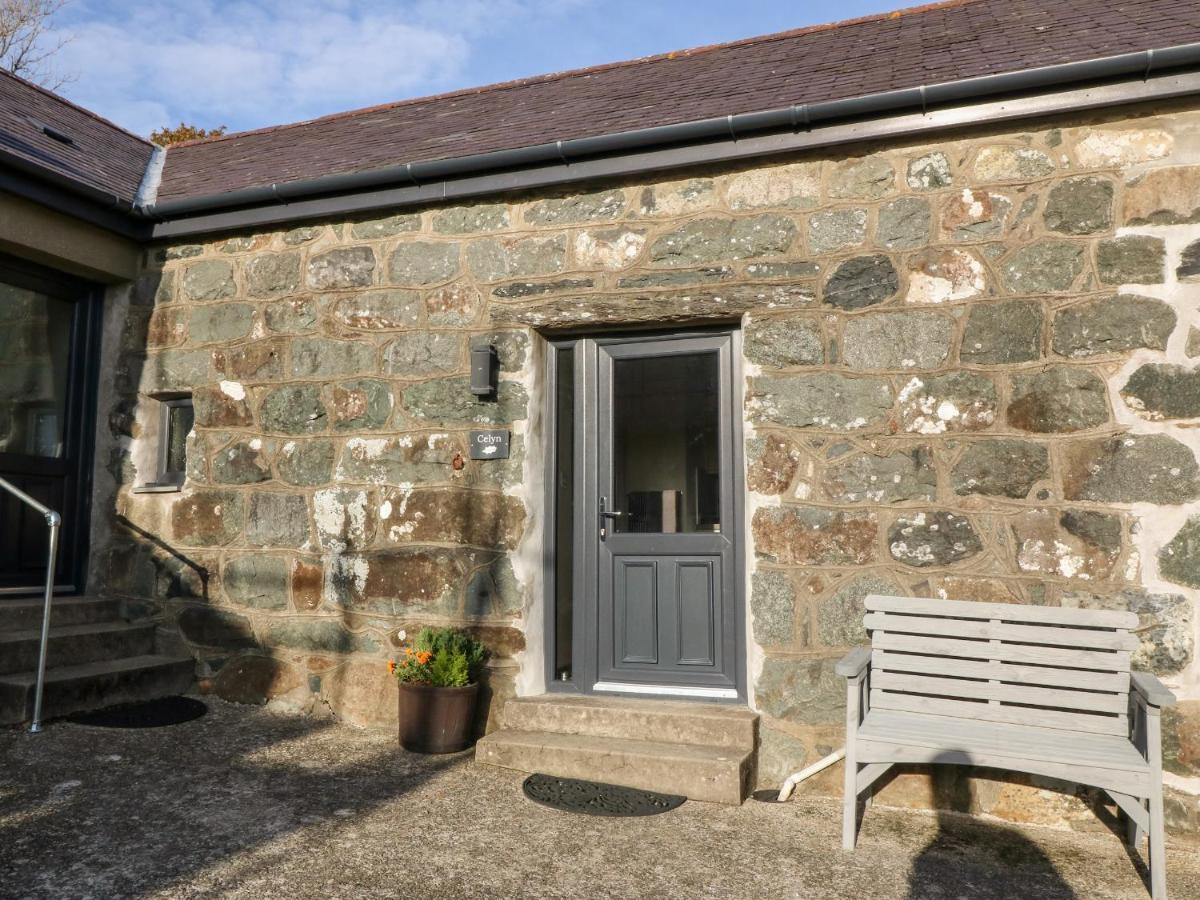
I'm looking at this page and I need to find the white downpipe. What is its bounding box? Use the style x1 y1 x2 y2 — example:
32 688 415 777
776 747 846 802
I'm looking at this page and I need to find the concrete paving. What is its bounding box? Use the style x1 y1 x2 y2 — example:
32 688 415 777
1 697 1197 899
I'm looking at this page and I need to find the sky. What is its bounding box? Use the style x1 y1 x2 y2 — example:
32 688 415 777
42 0 902 139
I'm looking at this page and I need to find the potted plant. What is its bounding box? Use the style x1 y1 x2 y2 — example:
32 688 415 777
388 627 486 753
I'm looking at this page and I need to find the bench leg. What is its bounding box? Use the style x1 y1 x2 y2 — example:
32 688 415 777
1125 800 1145 848
842 752 858 851
1149 787 1166 900
842 676 864 851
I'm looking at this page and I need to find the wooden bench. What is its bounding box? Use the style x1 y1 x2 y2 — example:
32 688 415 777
837 595 1176 900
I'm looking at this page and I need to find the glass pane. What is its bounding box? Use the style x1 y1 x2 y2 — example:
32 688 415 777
165 402 195 475
553 347 574 681
0 282 71 458
613 351 720 534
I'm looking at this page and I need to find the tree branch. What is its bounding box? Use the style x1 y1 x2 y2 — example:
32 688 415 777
0 0 74 89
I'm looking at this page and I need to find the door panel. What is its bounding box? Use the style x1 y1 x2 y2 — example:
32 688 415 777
614 558 659 664
675 559 717 666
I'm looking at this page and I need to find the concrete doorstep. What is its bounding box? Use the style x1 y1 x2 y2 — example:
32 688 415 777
476 695 758 804
2 698 1198 899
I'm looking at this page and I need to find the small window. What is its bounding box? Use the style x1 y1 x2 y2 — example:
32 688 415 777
145 396 193 489
161 398 194 478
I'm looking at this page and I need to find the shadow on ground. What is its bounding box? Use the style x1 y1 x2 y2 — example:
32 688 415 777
2 702 1195 899
0 700 465 898
907 809 1077 900
844 756 1160 900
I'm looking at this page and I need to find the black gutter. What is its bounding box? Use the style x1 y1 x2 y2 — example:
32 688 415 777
5 41 1200 239
144 41 1200 224
0 156 150 239
0 144 135 214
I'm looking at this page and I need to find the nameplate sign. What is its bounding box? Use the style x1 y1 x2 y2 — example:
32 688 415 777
469 430 510 460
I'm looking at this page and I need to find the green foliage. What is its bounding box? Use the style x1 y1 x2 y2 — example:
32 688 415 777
150 122 228 146
429 650 471 688
390 626 486 687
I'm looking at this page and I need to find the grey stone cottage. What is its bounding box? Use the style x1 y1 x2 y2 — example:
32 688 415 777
3 0 1200 835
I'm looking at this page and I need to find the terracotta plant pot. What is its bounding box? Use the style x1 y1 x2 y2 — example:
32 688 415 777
397 681 479 753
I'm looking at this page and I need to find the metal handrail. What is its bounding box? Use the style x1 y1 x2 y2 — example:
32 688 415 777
0 475 61 733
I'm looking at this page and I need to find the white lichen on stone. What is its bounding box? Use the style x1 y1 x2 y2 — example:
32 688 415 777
1074 129 1173 168
963 188 984 218
724 163 819 210
313 488 370 552
906 249 986 304
574 230 646 269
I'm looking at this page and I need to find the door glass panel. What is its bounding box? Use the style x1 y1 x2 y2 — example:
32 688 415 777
612 352 720 534
554 346 575 681
0 281 71 459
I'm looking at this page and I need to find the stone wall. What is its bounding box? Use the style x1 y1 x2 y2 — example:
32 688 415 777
94 97 1200 833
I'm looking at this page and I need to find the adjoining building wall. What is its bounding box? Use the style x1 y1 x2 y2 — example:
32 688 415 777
0 190 141 283
92 96 1200 834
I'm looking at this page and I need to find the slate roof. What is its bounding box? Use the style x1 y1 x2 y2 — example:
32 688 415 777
0 68 154 205
155 0 1200 204
2 0 1200 212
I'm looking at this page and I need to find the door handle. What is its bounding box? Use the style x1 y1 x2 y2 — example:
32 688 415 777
599 496 622 539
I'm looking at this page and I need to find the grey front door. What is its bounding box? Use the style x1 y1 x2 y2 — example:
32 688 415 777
592 332 740 696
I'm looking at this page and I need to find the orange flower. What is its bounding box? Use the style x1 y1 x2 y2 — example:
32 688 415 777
416 650 433 665
404 647 414 657
387 659 396 675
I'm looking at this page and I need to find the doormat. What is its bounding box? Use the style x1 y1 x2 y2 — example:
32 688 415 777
522 774 686 817
751 789 788 803
65 696 207 729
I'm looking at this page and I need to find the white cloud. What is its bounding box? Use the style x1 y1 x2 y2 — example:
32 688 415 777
48 0 585 137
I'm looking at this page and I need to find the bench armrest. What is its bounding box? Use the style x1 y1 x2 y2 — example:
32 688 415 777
1131 672 1176 708
835 646 871 679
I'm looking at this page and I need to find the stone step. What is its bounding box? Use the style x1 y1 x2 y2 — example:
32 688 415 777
502 694 758 751
0 622 157 676
475 729 753 805
0 596 121 633
0 654 195 726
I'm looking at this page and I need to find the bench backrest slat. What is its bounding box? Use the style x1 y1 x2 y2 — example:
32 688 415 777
862 612 1139 652
871 650 1131 693
872 632 1132 671
865 595 1138 629
872 671 1128 714
864 595 1134 736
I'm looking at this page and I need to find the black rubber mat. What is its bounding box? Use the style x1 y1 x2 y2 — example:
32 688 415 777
522 773 686 817
751 789 788 803
65 696 207 728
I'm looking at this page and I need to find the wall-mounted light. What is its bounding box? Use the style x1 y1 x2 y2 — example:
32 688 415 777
470 344 498 397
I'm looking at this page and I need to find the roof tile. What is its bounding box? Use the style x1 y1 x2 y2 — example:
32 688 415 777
3 0 1199 209
0 69 154 204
